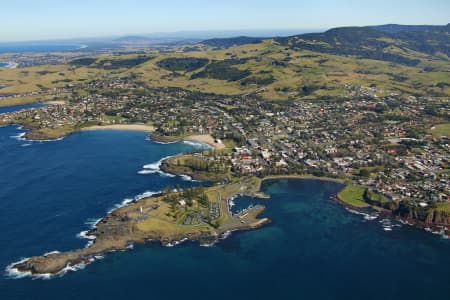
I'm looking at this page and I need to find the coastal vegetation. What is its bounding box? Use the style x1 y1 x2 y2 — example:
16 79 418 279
161 154 230 182
10 176 269 276
337 185 369 208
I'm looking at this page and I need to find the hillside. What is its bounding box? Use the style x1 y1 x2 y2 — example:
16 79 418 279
275 25 450 66
371 24 450 33
0 24 449 102
201 36 264 48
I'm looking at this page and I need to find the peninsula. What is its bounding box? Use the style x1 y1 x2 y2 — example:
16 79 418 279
10 177 270 276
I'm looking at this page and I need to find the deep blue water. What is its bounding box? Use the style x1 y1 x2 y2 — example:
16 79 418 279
0 103 46 113
0 44 83 54
1 105 450 299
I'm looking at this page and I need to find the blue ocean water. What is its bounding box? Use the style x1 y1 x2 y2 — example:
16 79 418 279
1 105 450 299
0 44 83 54
0 103 46 114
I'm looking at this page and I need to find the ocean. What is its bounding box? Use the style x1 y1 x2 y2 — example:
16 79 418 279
1 105 450 299
0 44 84 54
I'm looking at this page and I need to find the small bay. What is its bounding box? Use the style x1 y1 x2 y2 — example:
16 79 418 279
0 105 449 300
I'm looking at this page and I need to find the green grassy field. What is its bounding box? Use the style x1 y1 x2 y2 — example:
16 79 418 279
436 202 450 213
338 185 369 208
431 123 450 137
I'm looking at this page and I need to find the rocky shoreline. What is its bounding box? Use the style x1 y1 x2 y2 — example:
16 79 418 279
9 182 270 277
8 174 450 278
335 194 450 236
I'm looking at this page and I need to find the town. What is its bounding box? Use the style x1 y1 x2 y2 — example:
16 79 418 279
1 77 449 222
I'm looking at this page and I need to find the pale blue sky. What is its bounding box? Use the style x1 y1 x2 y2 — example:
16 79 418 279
2 0 449 41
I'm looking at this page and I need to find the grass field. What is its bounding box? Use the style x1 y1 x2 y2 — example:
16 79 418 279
431 123 450 137
436 202 450 213
337 185 369 208
1 38 449 101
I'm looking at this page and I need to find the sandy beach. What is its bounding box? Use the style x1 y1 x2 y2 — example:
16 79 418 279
45 100 66 105
0 61 18 68
82 124 155 132
184 134 226 150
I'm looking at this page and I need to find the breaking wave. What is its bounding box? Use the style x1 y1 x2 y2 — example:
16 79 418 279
137 155 176 177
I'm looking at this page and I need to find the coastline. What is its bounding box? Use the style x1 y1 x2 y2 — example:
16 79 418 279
12 123 156 141
8 179 269 277
7 171 449 278
151 134 225 150
81 124 155 132
0 61 18 68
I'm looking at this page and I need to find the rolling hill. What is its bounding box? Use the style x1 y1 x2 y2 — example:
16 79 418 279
0 24 449 102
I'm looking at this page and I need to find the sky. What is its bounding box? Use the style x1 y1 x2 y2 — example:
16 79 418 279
1 0 449 42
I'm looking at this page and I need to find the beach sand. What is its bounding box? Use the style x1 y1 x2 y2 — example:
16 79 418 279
82 126 224 150
82 124 155 132
184 134 225 150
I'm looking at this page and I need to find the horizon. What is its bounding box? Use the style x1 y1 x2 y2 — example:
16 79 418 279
1 23 449 45
0 28 324 44
2 0 450 42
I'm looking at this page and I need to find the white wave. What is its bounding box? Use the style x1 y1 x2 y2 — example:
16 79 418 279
134 190 160 201
147 138 178 145
180 174 192 181
221 231 233 239
200 241 217 247
137 170 156 175
399 219 413 226
28 136 65 142
165 238 189 247
84 218 102 227
107 190 160 214
182 140 211 149
21 143 32 147
10 132 26 140
140 155 176 177
345 208 379 221
77 230 96 240
159 172 176 178
5 254 97 280
5 261 33 279
43 251 60 256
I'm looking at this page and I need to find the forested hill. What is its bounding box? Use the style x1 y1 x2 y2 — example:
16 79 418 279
201 36 264 48
370 24 450 33
273 24 450 66
199 25 449 67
